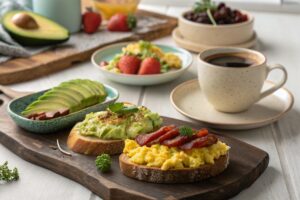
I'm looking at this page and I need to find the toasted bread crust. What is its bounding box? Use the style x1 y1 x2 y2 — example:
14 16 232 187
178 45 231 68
67 128 124 155
119 153 229 183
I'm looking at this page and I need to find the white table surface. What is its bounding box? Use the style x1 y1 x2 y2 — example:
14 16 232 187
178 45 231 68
1 4 300 200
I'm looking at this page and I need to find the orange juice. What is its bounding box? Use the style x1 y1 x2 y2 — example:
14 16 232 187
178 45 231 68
93 0 139 20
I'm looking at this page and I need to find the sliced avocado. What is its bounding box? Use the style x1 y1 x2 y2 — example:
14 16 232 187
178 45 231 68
84 80 107 103
38 94 80 112
69 79 107 103
22 79 109 119
58 82 98 107
85 80 107 97
40 90 79 105
25 100 70 110
50 87 84 106
2 10 69 46
22 101 68 116
22 107 58 117
69 79 98 96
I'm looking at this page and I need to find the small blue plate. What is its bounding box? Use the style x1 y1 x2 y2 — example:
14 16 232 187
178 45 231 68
7 84 119 134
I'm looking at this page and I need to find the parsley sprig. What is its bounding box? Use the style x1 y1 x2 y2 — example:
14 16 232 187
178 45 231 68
95 154 111 173
179 126 196 137
108 102 138 115
0 161 19 182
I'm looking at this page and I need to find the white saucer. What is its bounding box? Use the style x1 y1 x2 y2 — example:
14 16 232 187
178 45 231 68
170 79 294 130
172 28 257 53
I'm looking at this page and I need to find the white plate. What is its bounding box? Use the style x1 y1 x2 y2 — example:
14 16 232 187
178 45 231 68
170 79 294 130
91 42 193 86
172 28 257 53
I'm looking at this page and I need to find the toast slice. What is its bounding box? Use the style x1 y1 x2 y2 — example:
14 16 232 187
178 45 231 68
119 153 229 183
67 128 124 155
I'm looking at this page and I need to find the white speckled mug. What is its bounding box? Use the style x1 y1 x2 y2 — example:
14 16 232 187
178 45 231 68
198 47 288 113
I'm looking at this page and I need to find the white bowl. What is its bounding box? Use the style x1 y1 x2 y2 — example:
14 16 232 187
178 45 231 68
178 10 254 46
91 42 193 86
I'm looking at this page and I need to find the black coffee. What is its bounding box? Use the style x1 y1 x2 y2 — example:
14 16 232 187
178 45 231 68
206 53 257 68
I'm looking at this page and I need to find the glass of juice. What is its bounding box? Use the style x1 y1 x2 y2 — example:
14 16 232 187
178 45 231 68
92 0 140 20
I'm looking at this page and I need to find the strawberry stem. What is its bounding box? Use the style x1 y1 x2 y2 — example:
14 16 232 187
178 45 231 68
127 14 137 30
86 7 94 13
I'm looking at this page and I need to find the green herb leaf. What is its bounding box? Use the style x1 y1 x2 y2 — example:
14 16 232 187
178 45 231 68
108 102 139 115
179 126 195 136
116 106 139 114
193 0 217 13
95 154 111 173
108 102 124 113
0 161 19 182
161 63 170 73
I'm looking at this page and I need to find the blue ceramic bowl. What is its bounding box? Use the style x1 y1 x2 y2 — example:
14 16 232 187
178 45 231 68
7 84 119 134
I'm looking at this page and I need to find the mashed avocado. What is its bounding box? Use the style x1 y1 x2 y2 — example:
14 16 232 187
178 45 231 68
75 106 162 140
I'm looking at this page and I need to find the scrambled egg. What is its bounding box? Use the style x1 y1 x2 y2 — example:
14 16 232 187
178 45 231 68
123 139 230 170
162 53 182 69
123 42 164 59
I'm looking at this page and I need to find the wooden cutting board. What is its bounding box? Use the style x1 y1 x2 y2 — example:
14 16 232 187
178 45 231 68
0 10 177 85
0 94 269 200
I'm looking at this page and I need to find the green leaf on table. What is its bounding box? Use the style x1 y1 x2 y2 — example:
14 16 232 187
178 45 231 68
95 154 111 173
0 161 19 183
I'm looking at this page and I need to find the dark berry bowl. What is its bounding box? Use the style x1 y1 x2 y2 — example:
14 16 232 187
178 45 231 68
178 10 254 46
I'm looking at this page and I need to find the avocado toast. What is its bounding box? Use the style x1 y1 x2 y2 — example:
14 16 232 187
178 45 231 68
67 103 163 155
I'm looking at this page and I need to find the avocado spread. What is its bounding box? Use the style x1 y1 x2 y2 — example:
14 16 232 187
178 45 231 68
75 106 162 140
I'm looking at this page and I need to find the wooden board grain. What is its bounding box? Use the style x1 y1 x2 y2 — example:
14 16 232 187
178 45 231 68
0 95 269 200
0 10 177 85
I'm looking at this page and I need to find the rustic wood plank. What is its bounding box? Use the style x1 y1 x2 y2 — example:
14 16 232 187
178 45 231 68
0 94 268 200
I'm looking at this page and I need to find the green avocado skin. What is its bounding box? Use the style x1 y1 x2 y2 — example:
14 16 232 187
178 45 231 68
5 29 70 46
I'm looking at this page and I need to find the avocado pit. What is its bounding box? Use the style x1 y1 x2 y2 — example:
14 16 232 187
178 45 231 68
12 13 39 30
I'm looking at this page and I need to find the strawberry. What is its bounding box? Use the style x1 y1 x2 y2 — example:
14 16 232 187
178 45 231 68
118 55 141 74
82 8 102 34
138 57 161 75
107 14 137 32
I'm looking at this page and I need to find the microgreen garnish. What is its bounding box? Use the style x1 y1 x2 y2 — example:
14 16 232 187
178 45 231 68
194 0 217 26
108 102 138 115
95 154 111 173
138 40 159 59
179 126 195 136
194 0 217 13
161 63 170 73
0 161 19 182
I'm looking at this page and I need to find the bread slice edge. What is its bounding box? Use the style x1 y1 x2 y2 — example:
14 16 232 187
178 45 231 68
119 152 229 183
67 128 124 156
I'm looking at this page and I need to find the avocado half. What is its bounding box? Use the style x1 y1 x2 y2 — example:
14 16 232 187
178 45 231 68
2 10 70 46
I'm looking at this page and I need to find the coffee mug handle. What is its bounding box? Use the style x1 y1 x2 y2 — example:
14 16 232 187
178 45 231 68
258 64 288 101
